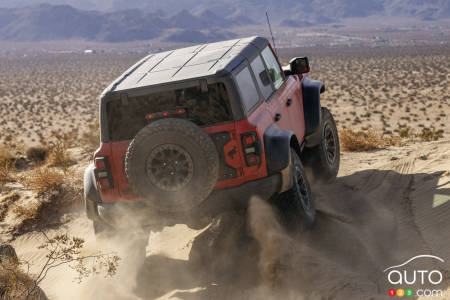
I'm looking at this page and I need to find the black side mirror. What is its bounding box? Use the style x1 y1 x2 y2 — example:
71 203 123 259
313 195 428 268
289 57 310 74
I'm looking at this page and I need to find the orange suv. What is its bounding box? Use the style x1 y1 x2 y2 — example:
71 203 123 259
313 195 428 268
84 36 340 239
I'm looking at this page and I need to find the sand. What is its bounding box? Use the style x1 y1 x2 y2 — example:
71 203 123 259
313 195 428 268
2 139 447 299
0 45 448 299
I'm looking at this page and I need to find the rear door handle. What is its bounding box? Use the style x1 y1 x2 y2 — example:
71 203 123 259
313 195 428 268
286 99 292 107
274 113 282 122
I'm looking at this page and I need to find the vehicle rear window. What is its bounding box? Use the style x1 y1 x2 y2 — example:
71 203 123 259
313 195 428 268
106 82 233 141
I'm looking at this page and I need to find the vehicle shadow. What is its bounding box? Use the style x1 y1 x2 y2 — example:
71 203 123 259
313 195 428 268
133 169 450 300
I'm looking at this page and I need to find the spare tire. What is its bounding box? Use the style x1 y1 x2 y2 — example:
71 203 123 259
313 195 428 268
125 118 219 212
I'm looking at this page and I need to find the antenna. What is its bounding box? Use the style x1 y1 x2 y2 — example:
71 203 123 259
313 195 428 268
266 11 278 55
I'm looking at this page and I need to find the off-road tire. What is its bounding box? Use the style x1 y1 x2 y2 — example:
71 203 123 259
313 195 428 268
304 107 340 182
125 118 219 213
273 149 316 230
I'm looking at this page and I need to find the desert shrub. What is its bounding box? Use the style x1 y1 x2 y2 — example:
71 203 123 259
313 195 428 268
15 170 82 234
49 129 78 148
26 147 48 163
340 129 385 151
0 235 119 299
47 141 74 171
417 128 444 142
0 162 13 190
0 147 14 165
398 127 413 138
19 167 64 195
0 193 20 222
0 260 45 300
340 129 402 152
80 120 100 154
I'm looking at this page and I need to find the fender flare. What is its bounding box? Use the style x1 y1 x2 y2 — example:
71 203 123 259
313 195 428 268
302 77 324 146
263 124 294 174
83 163 100 220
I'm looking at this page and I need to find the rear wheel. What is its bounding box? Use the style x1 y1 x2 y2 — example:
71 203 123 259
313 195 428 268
303 107 340 182
273 149 315 230
125 118 219 213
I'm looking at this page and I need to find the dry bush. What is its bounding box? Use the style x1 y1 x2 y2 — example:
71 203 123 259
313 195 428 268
0 161 14 190
0 234 119 299
340 129 385 151
15 170 82 235
47 141 74 171
340 129 402 152
0 260 46 300
19 167 64 195
0 147 14 164
80 120 100 154
49 129 78 149
25 147 48 164
398 127 413 138
417 128 444 142
0 193 20 222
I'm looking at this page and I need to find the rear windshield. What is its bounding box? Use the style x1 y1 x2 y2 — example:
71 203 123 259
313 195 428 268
106 82 233 141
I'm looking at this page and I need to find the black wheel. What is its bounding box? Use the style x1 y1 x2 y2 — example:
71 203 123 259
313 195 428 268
273 149 316 230
304 107 340 182
125 118 220 213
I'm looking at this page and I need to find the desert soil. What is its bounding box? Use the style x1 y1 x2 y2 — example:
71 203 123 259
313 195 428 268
0 45 448 299
3 139 448 300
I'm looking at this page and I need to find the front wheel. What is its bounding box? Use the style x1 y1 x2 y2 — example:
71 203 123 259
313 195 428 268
272 149 316 230
303 107 340 182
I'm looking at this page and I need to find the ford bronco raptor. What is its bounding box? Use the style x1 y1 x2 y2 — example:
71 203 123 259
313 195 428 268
84 36 340 239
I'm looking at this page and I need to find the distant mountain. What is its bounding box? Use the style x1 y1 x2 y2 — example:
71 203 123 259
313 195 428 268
0 4 241 42
0 1 448 42
1 0 449 21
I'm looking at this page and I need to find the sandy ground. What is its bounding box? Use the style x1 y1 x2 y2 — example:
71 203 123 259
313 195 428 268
3 139 448 300
0 45 448 147
0 45 448 299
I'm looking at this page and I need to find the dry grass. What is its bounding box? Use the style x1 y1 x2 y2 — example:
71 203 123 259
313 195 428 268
417 128 444 142
0 148 15 189
19 167 64 195
47 141 74 171
80 120 100 155
0 161 14 190
25 147 48 164
0 260 45 300
340 129 402 152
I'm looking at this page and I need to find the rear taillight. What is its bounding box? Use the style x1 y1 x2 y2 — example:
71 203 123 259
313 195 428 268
241 132 261 166
94 157 114 190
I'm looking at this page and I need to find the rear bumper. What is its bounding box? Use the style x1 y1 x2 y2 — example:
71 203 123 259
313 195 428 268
89 173 281 228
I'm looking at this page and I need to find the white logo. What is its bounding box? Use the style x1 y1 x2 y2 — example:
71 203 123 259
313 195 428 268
384 255 446 297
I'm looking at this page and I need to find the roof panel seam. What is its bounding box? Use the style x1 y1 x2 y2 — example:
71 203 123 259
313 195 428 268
135 51 175 85
110 54 153 92
208 39 242 72
171 44 208 78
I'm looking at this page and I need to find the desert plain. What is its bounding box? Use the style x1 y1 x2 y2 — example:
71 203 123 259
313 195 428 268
0 43 449 299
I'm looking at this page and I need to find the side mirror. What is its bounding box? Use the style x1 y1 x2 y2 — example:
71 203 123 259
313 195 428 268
289 57 310 74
